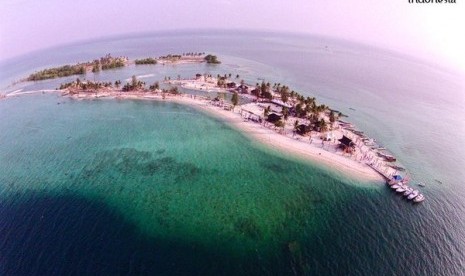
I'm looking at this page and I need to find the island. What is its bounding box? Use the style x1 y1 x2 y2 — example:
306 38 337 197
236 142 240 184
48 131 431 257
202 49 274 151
51 75 401 182
134 58 157 65
25 54 129 80
24 53 220 81
6 55 424 202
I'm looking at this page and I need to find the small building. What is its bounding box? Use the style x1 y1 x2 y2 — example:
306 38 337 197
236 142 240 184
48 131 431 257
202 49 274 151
267 113 282 123
236 84 248 94
227 82 237 88
271 99 292 109
250 88 260 96
338 135 355 153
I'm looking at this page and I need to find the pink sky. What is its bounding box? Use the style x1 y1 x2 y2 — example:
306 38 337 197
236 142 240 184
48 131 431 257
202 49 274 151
0 0 464 72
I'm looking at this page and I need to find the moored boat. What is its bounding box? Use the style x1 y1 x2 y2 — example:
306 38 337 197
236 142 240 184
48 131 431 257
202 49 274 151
404 188 414 196
413 194 425 203
378 152 397 162
408 190 419 200
391 184 400 189
396 185 407 193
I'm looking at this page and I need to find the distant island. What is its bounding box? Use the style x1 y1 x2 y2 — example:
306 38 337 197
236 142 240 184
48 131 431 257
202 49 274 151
24 53 220 81
134 58 157 65
26 54 128 81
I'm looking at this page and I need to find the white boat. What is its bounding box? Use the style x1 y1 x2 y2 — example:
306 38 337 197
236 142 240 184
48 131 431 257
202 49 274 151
404 188 414 196
396 185 407 193
388 180 399 186
391 184 400 189
418 182 426 187
408 190 419 200
414 194 425 203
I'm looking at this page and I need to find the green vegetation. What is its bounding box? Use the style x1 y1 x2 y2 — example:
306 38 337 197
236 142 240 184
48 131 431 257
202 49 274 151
217 76 227 87
274 120 285 129
92 62 100 73
101 57 126 70
282 106 289 121
204 54 221 64
182 52 205 56
90 54 127 71
231 92 239 107
26 54 127 81
159 54 182 61
167 86 179 94
27 65 86 81
253 81 272 100
58 78 113 91
329 111 336 123
135 58 157 65
122 75 145 91
149 81 160 91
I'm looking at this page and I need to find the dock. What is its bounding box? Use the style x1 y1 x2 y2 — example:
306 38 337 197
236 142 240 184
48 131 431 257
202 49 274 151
368 163 391 181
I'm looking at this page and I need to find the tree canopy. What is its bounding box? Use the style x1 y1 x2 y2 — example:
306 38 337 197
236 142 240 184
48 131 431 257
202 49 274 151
231 92 239 107
28 65 86 81
204 54 221 64
135 58 157 65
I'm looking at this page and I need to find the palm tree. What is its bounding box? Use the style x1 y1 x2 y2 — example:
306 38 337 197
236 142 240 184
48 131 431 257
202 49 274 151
264 106 271 117
131 75 138 90
294 119 299 135
329 111 336 123
231 92 239 109
274 119 285 130
319 119 328 132
282 106 289 121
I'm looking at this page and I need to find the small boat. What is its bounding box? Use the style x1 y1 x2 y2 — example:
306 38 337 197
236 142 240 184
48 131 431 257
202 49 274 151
404 188 414 196
413 194 425 203
391 184 400 189
389 165 405 172
401 178 410 185
408 190 419 200
396 186 407 193
377 152 397 162
418 182 426 187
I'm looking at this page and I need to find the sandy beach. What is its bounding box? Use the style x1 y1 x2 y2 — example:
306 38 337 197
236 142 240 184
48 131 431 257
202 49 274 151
170 95 386 182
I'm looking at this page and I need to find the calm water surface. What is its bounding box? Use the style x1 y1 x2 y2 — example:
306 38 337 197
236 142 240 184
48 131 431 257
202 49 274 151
0 30 464 275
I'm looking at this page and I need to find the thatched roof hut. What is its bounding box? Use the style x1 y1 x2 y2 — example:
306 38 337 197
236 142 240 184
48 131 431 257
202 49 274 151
267 113 282 123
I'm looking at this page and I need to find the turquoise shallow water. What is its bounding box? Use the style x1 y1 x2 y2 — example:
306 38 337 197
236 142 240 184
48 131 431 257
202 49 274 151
1 31 464 275
0 94 362 274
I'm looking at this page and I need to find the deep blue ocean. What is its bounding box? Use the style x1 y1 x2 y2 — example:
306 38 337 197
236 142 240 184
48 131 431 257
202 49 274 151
0 30 464 275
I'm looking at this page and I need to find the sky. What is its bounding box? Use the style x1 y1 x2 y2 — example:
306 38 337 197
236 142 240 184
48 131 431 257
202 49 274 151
0 0 464 72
